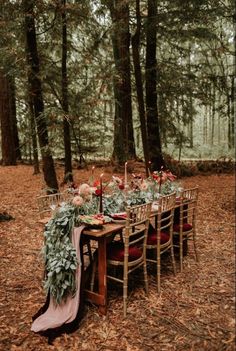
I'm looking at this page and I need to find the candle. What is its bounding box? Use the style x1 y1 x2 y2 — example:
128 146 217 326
148 161 152 176
89 166 95 186
99 173 103 213
124 162 128 186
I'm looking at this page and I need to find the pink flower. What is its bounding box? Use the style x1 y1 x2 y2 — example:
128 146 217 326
152 169 176 184
79 183 92 197
140 180 148 191
166 171 176 181
72 195 84 206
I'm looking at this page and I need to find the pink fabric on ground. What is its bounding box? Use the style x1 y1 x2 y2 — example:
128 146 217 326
31 226 85 332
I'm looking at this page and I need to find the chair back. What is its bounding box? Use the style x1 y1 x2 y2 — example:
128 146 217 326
123 202 151 265
156 192 176 237
37 193 64 219
178 187 199 228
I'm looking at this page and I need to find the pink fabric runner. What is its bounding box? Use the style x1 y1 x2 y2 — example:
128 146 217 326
31 226 85 332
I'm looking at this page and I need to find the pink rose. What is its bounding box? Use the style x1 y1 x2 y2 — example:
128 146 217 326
79 184 91 197
72 195 84 206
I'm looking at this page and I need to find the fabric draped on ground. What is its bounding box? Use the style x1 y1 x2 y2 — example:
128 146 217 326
31 225 85 335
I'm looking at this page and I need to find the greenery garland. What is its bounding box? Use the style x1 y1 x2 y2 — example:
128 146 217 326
42 204 78 304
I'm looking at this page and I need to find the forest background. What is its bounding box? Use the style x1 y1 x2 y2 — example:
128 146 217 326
0 0 235 192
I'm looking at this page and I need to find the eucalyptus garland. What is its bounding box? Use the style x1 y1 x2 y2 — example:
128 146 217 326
42 204 78 304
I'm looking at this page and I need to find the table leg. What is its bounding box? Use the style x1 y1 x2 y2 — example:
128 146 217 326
98 237 107 315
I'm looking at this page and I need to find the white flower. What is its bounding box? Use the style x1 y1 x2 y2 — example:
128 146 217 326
72 195 84 207
79 183 92 197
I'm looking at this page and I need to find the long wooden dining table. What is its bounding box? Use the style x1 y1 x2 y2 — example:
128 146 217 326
82 223 125 315
81 199 189 315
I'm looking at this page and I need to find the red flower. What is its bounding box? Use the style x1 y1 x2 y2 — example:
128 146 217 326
93 180 100 187
118 184 125 190
95 189 102 196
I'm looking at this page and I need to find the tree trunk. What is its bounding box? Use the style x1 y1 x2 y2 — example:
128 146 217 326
211 81 216 146
61 0 73 182
108 0 136 162
188 44 193 148
145 0 165 171
112 75 126 164
28 91 40 174
23 0 58 192
0 71 17 165
131 0 149 177
9 76 21 160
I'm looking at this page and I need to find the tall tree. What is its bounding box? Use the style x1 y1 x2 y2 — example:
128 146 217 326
9 76 21 160
107 0 136 162
28 86 40 174
145 0 165 171
61 0 73 182
0 71 17 165
131 0 149 176
23 0 58 192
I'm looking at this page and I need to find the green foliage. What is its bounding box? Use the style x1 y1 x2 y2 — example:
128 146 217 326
43 203 77 304
0 0 234 161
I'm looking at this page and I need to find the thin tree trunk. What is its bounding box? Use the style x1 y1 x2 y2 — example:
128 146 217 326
28 92 40 174
188 44 193 148
61 0 73 182
0 71 16 165
131 0 149 177
211 81 216 146
9 76 21 160
145 0 165 171
23 0 58 192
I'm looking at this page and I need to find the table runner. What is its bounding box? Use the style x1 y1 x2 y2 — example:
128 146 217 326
31 225 85 336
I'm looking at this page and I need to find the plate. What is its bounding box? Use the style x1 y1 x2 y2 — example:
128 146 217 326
78 214 111 227
109 212 127 220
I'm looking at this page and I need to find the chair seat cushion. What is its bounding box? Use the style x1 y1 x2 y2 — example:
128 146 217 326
173 223 192 232
107 242 142 262
147 231 170 245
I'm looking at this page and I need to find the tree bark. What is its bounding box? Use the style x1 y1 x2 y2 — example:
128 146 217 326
131 0 149 176
108 0 136 162
61 0 73 182
28 90 40 174
23 0 58 192
9 76 21 160
0 71 17 165
145 0 165 171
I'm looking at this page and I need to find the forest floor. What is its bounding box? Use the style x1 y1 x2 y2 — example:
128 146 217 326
0 164 235 351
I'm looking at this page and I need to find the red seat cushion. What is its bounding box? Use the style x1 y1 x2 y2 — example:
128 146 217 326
107 242 142 262
147 231 170 245
173 223 192 232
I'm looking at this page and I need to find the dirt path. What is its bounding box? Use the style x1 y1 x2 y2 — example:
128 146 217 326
0 165 235 351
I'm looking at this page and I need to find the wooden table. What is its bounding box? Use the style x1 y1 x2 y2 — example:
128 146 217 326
82 223 125 315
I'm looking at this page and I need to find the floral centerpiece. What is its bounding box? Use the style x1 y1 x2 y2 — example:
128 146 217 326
103 176 126 214
148 168 178 195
